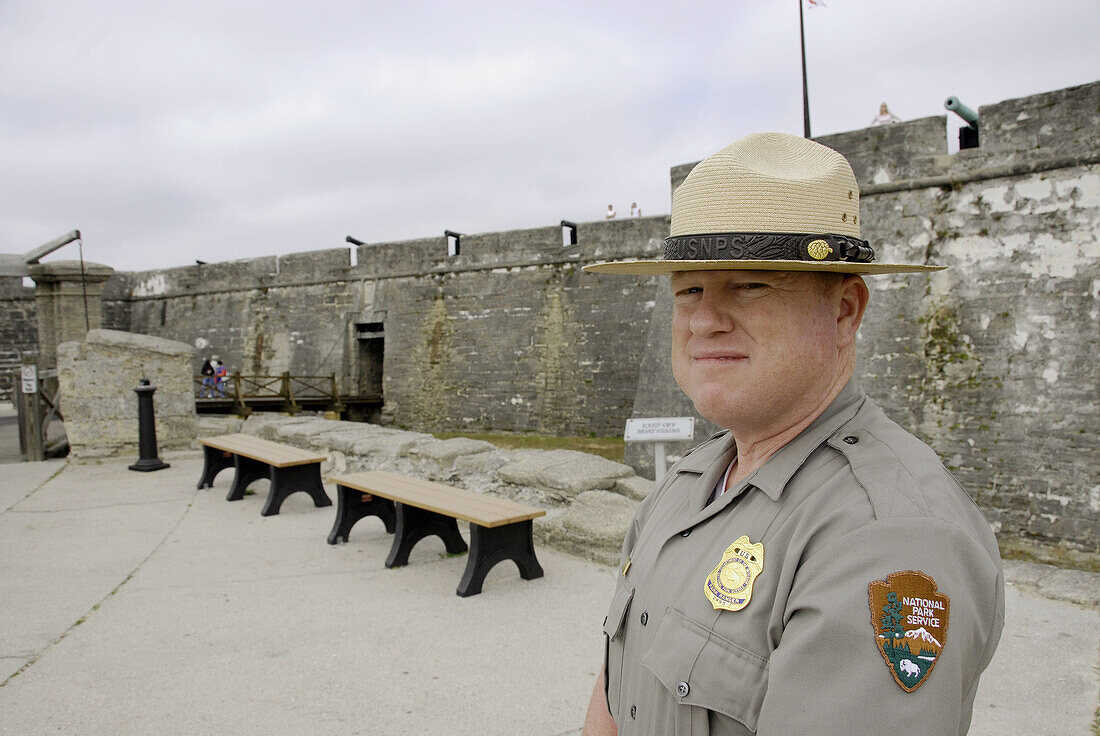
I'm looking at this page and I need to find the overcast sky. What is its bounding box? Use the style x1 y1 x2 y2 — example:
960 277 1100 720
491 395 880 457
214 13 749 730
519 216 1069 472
2 0 1097 273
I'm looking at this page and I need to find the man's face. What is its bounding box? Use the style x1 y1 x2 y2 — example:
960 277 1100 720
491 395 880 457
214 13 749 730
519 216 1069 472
670 270 844 435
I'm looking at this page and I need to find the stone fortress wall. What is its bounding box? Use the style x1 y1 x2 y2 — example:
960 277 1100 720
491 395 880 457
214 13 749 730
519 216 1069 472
4 81 1097 551
0 278 37 399
649 81 1100 551
99 217 669 437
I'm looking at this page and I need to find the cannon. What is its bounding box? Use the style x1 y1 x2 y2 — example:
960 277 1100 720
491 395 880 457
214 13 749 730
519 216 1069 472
0 229 81 277
945 96 979 149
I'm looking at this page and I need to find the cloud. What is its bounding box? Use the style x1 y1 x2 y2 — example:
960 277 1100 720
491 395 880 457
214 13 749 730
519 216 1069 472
1 0 1097 270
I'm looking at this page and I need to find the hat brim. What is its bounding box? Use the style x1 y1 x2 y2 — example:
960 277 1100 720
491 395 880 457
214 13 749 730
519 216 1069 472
582 258 944 275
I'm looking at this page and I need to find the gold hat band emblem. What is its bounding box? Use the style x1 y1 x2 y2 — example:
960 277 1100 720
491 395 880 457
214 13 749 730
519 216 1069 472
807 239 832 260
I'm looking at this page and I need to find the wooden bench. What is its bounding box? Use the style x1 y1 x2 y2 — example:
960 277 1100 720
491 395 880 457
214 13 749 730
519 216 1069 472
328 470 546 597
197 434 332 517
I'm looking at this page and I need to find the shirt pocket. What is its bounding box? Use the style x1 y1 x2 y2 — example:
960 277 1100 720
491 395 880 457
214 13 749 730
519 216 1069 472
640 607 769 734
602 575 635 718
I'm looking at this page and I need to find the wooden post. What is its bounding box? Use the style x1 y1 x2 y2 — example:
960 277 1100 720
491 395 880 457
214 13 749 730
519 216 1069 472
230 371 251 417
280 371 300 415
18 354 44 462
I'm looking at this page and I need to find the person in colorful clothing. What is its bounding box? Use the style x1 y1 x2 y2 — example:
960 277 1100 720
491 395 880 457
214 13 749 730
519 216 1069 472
212 356 228 398
581 133 1003 735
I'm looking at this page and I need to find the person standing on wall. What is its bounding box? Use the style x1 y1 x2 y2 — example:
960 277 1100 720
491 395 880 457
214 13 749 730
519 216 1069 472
580 132 1003 735
212 356 228 398
199 357 215 398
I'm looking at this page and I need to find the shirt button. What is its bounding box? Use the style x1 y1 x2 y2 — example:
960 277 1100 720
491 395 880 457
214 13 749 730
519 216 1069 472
676 681 690 697
640 611 648 626
844 435 859 445
680 529 691 537
630 705 637 719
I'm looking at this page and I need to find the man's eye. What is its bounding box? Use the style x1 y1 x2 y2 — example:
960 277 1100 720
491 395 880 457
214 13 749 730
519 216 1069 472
675 286 703 297
738 282 767 290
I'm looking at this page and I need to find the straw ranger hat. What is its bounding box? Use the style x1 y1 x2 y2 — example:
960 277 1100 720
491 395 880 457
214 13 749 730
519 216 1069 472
583 132 942 275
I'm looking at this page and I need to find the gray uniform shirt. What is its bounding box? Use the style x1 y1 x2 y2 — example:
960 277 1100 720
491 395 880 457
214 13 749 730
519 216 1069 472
604 382 1004 735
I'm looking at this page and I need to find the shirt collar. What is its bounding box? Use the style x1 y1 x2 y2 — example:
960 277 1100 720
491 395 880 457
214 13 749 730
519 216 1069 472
675 381 866 502
746 380 866 501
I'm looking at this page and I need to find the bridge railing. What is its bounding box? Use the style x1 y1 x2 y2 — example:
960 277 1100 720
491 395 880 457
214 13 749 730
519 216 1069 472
194 372 343 416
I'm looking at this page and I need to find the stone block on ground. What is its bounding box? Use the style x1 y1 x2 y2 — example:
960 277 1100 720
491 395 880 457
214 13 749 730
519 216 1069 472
535 490 637 566
196 415 245 438
239 414 316 440
499 450 634 501
497 450 575 486
453 449 508 476
350 431 433 462
613 475 655 501
1005 561 1100 608
535 453 634 498
305 423 375 453
408 437 495 465
57 329 196 459
273 418 336 448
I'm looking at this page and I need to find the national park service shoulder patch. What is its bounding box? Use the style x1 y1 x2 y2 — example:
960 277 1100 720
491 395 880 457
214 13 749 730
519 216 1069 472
868 570 950 692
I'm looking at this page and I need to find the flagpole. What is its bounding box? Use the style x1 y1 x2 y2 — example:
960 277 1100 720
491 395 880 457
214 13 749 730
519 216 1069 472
799 0 811 138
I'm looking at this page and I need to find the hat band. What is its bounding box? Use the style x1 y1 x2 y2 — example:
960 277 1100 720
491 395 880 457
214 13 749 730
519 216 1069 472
663 232 875 263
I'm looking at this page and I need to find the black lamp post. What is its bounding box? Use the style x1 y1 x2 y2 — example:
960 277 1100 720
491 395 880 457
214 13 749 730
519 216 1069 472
129 378 170 472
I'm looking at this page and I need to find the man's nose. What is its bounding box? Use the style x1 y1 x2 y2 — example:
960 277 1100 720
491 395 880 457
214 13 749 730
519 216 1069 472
689 293 734 335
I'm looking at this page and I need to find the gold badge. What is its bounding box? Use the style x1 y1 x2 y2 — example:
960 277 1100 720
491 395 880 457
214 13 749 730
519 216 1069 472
704 536 764 612
806 239 832 260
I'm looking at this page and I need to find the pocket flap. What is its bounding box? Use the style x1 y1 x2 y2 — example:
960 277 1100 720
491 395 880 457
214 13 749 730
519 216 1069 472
602 576 635 640
640 607 769 732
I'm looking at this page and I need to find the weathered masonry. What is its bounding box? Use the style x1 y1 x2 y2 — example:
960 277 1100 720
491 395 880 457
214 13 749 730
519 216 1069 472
644 81 1099 551
99 218 669 437
3 80 1096 552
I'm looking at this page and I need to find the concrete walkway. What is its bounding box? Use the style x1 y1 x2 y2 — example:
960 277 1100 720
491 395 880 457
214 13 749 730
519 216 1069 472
0 454 1097 735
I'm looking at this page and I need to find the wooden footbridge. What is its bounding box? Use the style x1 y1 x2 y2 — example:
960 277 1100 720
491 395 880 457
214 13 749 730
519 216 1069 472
194 372 380 417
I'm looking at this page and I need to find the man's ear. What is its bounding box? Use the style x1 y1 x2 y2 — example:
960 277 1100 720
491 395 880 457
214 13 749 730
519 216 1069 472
836 275 869 348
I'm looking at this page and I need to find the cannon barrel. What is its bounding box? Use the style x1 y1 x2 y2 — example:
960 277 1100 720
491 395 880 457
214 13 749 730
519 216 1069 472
944 96 979 129
24 229 81 264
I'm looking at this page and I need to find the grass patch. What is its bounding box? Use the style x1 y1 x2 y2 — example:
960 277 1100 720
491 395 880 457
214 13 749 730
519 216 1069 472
432 431 626 463
998 537 1100 573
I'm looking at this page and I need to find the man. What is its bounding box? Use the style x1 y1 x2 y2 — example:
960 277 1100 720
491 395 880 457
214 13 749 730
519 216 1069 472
581 133 1003 735
199 356 215 398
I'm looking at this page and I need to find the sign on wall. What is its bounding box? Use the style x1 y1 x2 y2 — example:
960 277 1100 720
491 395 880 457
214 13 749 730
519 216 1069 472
20 364 37 394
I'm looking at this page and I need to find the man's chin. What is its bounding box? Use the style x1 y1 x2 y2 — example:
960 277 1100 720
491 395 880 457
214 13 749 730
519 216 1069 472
688 395 744 432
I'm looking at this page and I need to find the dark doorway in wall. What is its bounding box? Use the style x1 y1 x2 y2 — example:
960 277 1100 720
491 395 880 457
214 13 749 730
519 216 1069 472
355 322 384 399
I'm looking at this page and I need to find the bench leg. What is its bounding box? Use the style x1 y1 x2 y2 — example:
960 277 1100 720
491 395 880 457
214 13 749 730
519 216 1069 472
385 503 468 568
261 463 332 517
456 520 544 597
227 455 270 502
327 485 396 544
197 446 235 489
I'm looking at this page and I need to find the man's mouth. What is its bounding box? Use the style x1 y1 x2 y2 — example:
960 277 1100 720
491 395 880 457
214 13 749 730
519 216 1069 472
691 353 747 362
